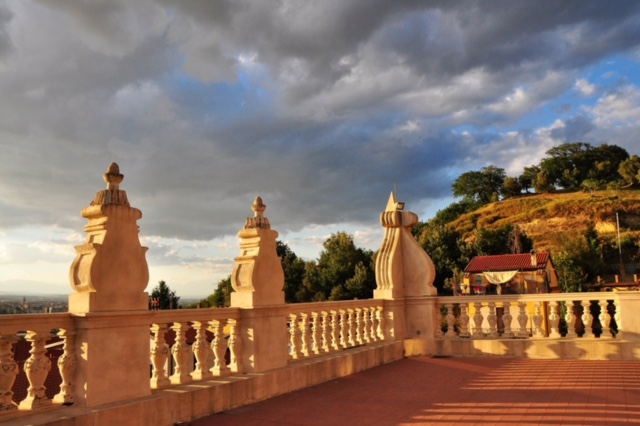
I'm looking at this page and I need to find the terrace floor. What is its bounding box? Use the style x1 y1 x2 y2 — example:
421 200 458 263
194 357 640 425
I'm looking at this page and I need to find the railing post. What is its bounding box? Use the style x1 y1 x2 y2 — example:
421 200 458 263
612 292 640 341
230 197 288 372
374 193 438 355
67 163 151 407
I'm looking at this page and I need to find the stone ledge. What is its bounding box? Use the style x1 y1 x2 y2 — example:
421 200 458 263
2 341 404 426
434 338 640 360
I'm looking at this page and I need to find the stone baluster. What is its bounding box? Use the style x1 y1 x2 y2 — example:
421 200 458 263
445 303 456 338
209 320 230 376
598 300 612 339
613 300 621 338
581 300 594 338
320 312 331 353
339 310 348 348
150 324 170 389
502 302 513 338
311 312 321 355
330 310 340 350
227 319 243 373
355 308 364 345
289 314 300 360
487 302 498 338
517 302 529 338
376 307 385 340
299 313 310 357
532 302 544 338
368 308 377 342
473 302 484 337
191 321 212 381
0 336 19 412
434 304 443 338
361 308 371 343
347 309 356 347
170 322 192 385
548 301 561 338
53 329 76 405
19 331 52 409
458 303 470 338
565 301 577 338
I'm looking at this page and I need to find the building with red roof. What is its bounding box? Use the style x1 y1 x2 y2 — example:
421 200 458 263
461 251 559 295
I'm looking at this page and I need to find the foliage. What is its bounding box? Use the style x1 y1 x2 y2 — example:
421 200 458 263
277 241 307 303
537 142 629 190
554 251 585 293
581 178 603 194
452 165 506 204
416 223 465 293
306 232 376 301
502 177 522 198
149 280 181 310
618 155 640 186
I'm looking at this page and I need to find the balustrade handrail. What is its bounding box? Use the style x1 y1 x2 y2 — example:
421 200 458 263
437 292 617 304
147 307 241 324
0 312 75 335
283 298 382 315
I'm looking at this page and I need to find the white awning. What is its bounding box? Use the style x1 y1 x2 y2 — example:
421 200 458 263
483 270 518 284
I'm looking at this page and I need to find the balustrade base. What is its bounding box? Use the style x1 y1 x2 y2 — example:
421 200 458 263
434 337 640 360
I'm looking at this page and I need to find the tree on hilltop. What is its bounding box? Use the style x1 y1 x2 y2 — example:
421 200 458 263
452 165 506 204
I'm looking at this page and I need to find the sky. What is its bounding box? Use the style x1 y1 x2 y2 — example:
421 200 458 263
1 1 640 298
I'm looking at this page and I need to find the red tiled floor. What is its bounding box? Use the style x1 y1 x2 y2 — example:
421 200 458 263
192 357 640 425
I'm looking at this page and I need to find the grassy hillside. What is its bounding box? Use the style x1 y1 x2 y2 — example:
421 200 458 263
449 188 640 255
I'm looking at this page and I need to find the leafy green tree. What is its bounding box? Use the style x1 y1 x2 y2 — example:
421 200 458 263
532 169 553 193
502 177 523 199
618 155 640 186
555 251 585 293
149 280 181 310
277 241 307 303
581 178 603 194
296 232 375 302
591 144 629 182
452 165 506 204
416 223 464 293
519 165 540 193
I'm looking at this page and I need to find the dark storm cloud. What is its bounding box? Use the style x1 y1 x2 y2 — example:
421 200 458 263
1 1 640 241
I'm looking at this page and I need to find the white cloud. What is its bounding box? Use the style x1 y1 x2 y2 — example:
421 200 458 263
575 78 596 96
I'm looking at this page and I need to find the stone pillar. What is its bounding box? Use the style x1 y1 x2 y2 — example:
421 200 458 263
68 163 151 407
230 197 288 372
374 193 439 355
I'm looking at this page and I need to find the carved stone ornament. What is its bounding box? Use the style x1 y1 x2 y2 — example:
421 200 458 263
68 163 149 312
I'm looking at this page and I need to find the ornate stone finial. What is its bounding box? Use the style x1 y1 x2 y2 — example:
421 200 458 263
104 162 124 190
90 162 129 206
252 196 266 217
244 196 270 229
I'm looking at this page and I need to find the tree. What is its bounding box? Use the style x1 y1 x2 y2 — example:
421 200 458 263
502 177 523 199
416 222 464 293
452 165 506 204
581 178 603 195
149 280 181 310
618 155 640 186
532 169 553 193
519 165 540 193
277 241 307 303
296 232 376 302
555 251 585 293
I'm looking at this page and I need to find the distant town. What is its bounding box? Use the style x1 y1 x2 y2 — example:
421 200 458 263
0 294 68 315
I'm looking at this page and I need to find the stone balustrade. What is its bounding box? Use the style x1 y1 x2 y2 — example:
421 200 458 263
284 300 385 361
0 313 76 412
437 293 620 340
147 308 242 389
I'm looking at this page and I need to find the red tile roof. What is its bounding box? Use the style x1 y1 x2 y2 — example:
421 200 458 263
464 252 550 273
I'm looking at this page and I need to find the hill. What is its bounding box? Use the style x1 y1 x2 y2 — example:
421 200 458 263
449 188 640 256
